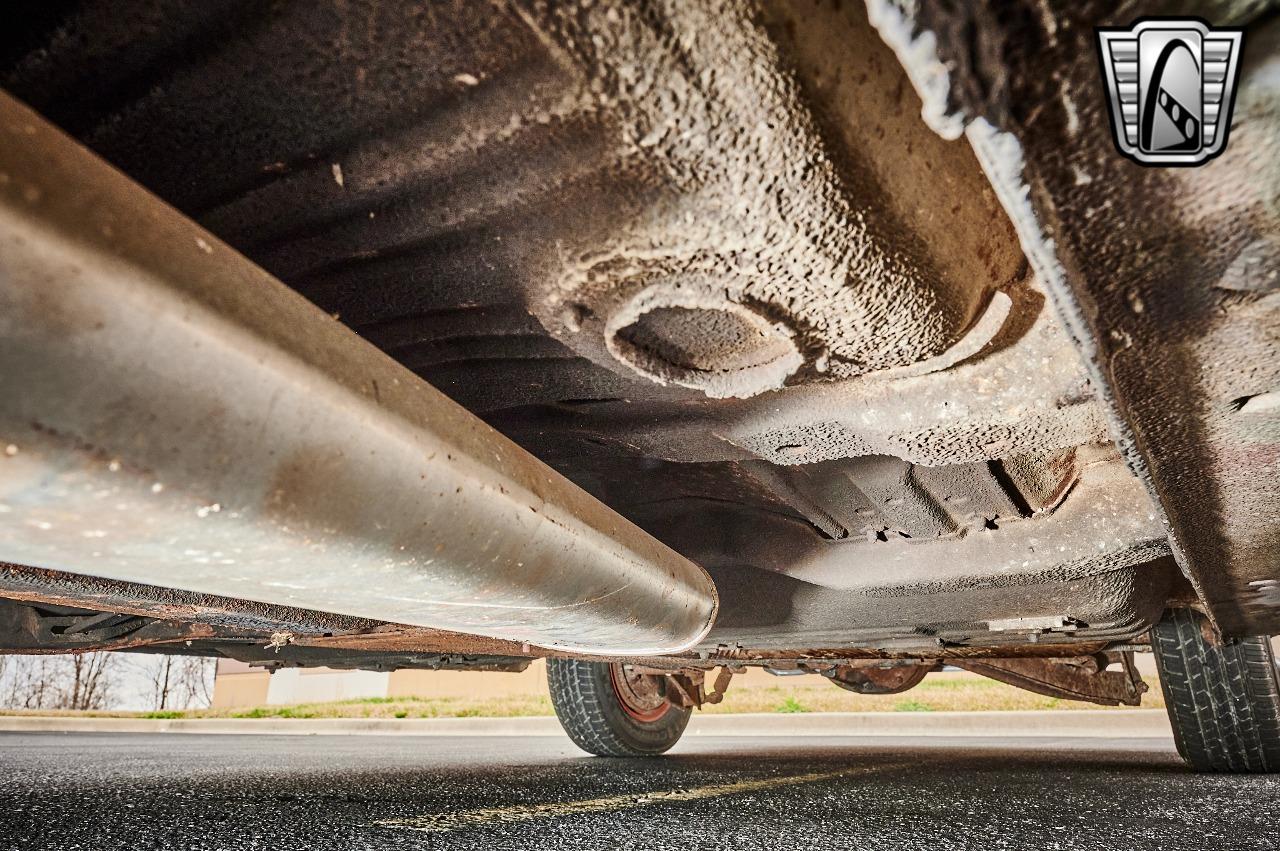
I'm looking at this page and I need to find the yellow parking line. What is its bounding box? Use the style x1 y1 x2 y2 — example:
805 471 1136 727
373 765 888 833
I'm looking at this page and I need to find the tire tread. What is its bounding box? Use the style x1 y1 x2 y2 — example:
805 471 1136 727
546 658 690 757
1154 609 1280 773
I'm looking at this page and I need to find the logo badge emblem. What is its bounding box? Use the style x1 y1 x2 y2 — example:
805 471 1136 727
1096 19 1244 166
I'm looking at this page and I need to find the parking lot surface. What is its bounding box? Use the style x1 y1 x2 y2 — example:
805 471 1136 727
2 732 1276 850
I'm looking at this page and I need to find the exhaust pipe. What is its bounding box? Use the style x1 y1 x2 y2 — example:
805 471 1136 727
0 93 717 655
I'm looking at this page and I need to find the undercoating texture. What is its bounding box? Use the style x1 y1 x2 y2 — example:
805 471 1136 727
0 0 1096 468
604 289 805 398
870 0 1280 637
0 0 1185 653
0 0 1031 390
512 0 1025 394
698 556 1179 652
486 295 1109 470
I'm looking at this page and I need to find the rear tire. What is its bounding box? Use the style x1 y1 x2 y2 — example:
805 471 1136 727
547 658 691 756
1153 608 1280 773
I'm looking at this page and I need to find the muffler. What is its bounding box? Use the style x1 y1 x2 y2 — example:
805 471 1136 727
0 92 717 655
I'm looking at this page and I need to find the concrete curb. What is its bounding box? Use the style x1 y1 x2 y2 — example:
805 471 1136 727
0 710 1172 738
686 710 1172 738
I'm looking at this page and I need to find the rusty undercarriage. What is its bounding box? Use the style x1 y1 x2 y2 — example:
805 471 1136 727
0 0 1276 762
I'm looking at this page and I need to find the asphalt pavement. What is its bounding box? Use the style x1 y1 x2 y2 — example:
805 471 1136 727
1 732 1275 850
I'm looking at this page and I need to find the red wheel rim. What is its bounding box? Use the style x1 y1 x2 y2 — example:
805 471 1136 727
608 663 672 723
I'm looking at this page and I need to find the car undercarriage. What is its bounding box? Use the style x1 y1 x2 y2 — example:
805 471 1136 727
0 0 1277 769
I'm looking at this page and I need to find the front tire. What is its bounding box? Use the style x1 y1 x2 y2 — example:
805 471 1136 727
547 659 691 756
1153 609 1280 773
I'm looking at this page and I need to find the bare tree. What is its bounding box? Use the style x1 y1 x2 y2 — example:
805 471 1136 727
0 652 209 712
149 655 178 710
5 656 60 709
59 652 116 710
177 657 215 709
0 653 119 710
136 654 215 711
